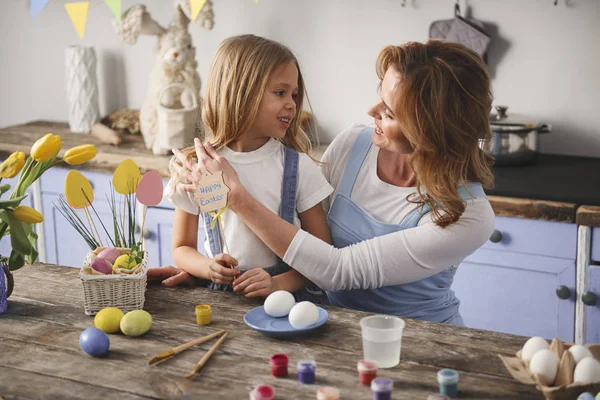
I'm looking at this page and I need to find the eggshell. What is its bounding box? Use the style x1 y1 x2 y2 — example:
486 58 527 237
120 310 152 337
97 247 121 263
521 336 550 361
568 345 594 364
529 349 559 386
91 258 112 275
288 301 319 329
79 327 110 357
574 357 600 384
264 290 295 317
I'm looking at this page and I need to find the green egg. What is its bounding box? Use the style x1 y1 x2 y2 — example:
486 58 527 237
120 310 152 337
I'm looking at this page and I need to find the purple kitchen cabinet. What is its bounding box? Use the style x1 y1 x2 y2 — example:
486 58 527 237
585 265 600 344
591 228 600 263
454 248 575 342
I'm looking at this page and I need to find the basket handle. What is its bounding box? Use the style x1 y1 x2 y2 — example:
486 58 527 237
157 83 198 109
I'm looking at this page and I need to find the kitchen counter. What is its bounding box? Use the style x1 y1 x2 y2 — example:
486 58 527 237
0 263 541 399
2 120 599 223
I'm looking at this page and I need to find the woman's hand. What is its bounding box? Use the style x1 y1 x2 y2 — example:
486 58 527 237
172 138 246 211
232 268 277 298
146 265 197 288
209 253 240 285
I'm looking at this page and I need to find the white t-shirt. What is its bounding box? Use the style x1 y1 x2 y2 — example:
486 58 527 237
165 138 334 271
283 124 496 290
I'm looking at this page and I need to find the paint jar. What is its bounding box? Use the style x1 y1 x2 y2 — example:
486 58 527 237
360 315 405 368
427 394 451 400
316 386 340 400
357 360 378 385
297 360 317 384
437 369 459 397
371 377 393 400
249 384 275 400
270 353 289 378
195 305 211 325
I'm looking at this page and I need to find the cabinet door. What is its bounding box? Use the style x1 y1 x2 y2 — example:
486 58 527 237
585 265 600 344
42 193 116 268
454 249 575 342
142 207 206 268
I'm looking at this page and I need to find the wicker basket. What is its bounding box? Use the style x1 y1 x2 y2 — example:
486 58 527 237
79 247 149 316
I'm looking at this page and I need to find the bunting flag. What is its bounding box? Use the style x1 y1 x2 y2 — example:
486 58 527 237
190 0 208 22
104 0 121 21
65 2 90 39
30 0 52 19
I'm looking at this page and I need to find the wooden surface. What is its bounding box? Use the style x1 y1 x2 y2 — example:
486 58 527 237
0 264 543 399
488 195 577 223
576 205 600 227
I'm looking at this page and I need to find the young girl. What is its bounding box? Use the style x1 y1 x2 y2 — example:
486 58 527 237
165 34 333 301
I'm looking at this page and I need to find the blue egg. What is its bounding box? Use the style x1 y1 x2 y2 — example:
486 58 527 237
79 327 110 357
577 393 595 400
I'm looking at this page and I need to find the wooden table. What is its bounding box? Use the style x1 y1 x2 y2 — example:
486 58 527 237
0 264 541 399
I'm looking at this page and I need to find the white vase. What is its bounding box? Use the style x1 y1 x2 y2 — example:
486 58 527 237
65 46 100 134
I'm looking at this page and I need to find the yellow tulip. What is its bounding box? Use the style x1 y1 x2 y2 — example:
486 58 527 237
13 205 44 223
0 151 26 178
31 133 62 162
64 144 98 165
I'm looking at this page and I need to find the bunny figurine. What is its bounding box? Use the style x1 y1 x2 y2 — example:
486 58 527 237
114 0 214 155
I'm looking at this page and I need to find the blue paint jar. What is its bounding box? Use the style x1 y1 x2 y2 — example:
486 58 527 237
297 360 317 384
437 369 459 397
371 377 393 400
577 393 595 400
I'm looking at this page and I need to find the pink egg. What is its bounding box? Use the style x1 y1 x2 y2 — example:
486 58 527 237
91 258 112 275
136 171 164 207
97 247 121 263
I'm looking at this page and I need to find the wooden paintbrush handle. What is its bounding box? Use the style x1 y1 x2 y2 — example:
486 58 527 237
148 329 226 365
185 332 228 379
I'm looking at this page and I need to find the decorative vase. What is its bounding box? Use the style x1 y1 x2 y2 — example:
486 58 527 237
65 45 100 134
0 261 13 313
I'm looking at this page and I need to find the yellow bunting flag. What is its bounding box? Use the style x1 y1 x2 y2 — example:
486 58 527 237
65 2 90 39
190 0 208 22
104 0 121 21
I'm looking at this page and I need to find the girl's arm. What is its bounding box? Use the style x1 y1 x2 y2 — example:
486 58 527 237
172 207 239 284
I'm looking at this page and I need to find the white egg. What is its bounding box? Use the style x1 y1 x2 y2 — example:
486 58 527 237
288 301 319 329
521 336 550 361
574 357 600 384
528 349 559 386
264 290 295 317
568 345 594 364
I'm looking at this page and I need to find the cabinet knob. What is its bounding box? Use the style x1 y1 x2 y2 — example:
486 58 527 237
582 291 597 307
556 285 571 300
135 225 153 240
489 230 503 243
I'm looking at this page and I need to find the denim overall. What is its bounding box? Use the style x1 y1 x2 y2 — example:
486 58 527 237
203 147 327 303
326 127 487 325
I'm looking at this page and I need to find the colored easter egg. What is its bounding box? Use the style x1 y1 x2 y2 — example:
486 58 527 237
64 170 94 209
113 159 141 195
136 170 164 206
112 254 137 271
79 327 110 357
94 307 124 334
120 310 152 337
97 247 121 263
90 258 112 275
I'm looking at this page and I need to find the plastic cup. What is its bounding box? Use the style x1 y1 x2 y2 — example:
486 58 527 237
360 315 405 368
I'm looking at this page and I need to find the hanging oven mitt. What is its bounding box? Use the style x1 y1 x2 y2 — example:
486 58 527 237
444 15 491 57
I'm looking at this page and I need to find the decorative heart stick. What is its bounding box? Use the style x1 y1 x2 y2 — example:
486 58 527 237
113 159 141 246
136 170 164 249
65 170 102 246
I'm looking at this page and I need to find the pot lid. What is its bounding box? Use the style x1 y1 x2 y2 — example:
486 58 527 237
490 106 551 133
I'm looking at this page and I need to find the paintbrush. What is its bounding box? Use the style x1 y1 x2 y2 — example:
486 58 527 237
148 330 226 365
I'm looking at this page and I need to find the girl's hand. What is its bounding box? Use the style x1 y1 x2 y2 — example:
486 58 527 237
232 268 276 298
209 253 240 285
172 139 246 211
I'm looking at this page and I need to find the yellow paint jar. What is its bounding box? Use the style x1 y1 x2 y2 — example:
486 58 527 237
195 305 212 325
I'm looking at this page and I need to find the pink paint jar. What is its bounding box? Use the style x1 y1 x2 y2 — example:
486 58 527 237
249 384 275 400
270 353 289 378
357 360 378 385
316 386 340 400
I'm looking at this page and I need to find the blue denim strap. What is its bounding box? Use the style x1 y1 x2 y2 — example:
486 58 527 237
336 127 373 197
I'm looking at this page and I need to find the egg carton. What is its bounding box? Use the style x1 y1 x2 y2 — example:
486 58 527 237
499 338 600 400
79 247 149 316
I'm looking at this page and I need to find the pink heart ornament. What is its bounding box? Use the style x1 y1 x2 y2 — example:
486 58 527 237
136 170 164 206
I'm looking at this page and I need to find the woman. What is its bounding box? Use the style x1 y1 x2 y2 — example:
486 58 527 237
152 40 495 325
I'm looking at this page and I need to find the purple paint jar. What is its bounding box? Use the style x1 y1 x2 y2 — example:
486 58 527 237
297 360 317 384
371 377 393 400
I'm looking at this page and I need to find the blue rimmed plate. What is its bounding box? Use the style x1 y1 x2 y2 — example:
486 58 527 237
243 306 328 338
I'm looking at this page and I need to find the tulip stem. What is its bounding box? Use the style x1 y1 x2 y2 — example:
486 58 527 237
11 158 34 200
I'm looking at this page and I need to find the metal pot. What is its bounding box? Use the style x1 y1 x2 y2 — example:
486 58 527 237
480 105 551 167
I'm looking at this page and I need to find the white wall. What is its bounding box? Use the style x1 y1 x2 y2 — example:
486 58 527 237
1 0 599 157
